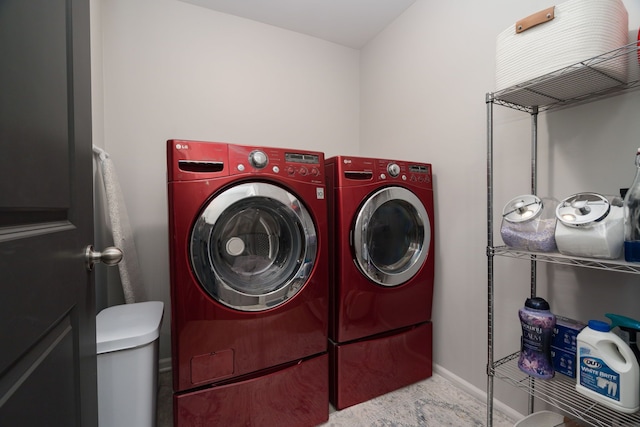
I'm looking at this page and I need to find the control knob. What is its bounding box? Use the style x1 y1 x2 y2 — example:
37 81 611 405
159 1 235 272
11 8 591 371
249 150 268 169
387 163 400 177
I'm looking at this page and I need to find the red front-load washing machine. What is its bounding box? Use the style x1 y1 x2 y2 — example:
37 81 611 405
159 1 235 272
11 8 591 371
326 155 435 409
167 140 329 426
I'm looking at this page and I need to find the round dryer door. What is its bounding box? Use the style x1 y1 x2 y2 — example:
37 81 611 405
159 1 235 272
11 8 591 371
190 182 317 311
353 186 431 287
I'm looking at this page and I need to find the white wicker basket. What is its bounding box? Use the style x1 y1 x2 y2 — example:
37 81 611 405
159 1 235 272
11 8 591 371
513 410 565 427
495 0 628 91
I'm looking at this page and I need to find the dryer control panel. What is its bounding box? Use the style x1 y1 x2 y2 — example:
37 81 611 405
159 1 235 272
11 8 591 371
373 158 431 185
330 156 432 189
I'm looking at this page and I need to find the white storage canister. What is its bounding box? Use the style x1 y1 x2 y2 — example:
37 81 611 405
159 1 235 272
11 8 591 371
501 195 558 252
97 301 164 427
555 193 623 259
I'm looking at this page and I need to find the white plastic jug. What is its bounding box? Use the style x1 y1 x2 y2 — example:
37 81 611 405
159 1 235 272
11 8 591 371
576 320 640 413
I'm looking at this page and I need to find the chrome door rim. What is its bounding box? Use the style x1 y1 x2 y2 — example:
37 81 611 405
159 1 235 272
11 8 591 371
352 186 430 286
190 181 317 311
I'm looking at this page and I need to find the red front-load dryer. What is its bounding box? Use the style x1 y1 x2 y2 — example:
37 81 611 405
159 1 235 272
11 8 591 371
326 155 435 410
167 140 329 426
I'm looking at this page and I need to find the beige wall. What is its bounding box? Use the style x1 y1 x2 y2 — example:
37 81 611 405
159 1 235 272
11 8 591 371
97 0 360 364
361 0 640 416
95 0 640 417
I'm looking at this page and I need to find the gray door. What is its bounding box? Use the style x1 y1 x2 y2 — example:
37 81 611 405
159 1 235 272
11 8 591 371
0 0 97 426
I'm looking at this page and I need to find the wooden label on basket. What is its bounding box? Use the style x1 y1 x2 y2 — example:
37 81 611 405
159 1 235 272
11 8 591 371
515 6 555 34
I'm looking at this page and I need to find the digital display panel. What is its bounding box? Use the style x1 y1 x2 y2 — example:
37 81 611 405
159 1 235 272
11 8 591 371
285 153 319 164
409 165 430 174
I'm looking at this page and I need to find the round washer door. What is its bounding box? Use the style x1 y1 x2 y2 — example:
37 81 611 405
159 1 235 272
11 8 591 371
352 186 431 287
190 182 317 311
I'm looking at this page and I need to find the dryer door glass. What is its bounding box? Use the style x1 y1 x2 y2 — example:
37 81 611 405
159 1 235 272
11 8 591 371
353 186 431 287
190 182 317 311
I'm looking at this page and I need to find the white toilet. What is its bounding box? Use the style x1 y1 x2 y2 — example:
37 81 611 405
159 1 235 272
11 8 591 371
96 301 164 427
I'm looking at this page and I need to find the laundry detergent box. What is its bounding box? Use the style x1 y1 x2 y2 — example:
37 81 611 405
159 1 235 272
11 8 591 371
552 316 587 353
551 346 577 378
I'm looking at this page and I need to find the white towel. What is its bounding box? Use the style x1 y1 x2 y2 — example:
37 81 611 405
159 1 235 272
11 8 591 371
93 146 146 303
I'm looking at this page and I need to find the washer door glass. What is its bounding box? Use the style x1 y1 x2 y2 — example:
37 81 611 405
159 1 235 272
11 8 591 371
353 186 430 287
190 182 317 311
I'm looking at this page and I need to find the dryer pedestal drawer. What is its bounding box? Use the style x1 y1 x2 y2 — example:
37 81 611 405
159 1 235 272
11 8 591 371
329 322 432 410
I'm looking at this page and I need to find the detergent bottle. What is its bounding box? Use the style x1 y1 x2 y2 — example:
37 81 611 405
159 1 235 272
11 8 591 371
576 320 640 413
605 313 640 365
518 297 555 379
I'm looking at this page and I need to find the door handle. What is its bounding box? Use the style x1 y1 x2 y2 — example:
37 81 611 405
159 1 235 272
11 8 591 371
85 245 123 271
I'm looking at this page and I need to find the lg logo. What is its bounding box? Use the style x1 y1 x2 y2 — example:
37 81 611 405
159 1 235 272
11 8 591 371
176 143 189 150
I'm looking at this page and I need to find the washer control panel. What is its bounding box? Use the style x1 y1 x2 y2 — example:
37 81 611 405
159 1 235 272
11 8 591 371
230 144 324 184
168 139 325 184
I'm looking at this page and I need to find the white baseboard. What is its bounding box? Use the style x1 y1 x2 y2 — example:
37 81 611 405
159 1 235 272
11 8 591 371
433 364 523 423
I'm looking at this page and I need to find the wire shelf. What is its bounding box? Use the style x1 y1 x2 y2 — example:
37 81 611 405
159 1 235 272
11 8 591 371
493 352 640 427
490 246 640 275
488 42 640 113
487 41 640 427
